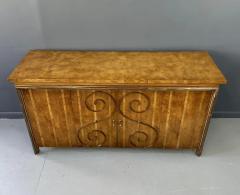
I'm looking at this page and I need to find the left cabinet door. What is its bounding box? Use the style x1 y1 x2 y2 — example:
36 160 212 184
20 89 118 147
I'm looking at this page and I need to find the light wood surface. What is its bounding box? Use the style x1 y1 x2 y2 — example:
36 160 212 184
8 50 226 86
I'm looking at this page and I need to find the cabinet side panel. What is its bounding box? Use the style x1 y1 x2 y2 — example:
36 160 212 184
163 91 187 148
20 89 43 146
192 91 213 148
22 89 57 146
46 89 72 146
177 91 213 148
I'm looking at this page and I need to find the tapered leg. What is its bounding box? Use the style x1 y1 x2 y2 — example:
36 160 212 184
195 89 219 157
17 89 40 155
24 116 40 155
33 145 40 154
195 148 202 156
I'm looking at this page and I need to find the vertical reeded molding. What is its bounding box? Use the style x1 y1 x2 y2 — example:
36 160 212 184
176 91 189 148
163 91 173 148
45 89 58 146
61 89 72 146
77 90 84 144
108 92 112 146
195 88 219 156
151 91 158 145
122 91 126 147
16 89 40 154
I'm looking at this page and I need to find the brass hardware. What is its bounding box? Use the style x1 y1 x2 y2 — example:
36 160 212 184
119 120 123 127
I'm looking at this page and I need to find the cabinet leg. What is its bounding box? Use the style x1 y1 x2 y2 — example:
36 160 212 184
195 89 219 157
17 89 40 155
33 146 40 154
195 148 202 156
26 126 40 154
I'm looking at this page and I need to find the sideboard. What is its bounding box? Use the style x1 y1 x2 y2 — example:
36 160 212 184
8 50 226 156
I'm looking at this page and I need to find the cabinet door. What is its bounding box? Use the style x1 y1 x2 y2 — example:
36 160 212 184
21 89 118 147
117 89 213 148
117 90 159 147
71 90 118 147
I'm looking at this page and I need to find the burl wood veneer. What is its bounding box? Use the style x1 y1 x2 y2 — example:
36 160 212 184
8 50 226 156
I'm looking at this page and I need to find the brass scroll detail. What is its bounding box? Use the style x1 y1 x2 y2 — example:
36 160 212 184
77 91 116 146
119 92 159 147
78 91 159 147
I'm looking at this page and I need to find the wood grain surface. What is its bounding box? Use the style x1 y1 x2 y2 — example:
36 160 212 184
8 50 226 86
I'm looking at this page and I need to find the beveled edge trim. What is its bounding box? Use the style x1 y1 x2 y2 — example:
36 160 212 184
15 85 218 91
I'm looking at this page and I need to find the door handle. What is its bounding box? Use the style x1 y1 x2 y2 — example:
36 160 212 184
119 120 122 127
119 120 123 127
112 120 123 127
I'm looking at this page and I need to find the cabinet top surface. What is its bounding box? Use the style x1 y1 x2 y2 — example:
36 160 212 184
8 50 226 86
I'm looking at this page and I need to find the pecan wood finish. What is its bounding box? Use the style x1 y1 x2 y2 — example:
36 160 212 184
8 50 226 156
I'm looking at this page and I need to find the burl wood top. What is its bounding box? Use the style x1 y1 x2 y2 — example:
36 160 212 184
8 50 226 86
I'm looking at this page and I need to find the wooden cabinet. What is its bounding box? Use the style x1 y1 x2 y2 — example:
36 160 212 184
8 51 226 155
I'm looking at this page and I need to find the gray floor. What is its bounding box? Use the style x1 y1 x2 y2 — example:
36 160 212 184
0 119 240 195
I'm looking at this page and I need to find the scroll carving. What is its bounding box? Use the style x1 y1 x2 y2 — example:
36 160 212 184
78 91 159 147
77 91 116 146
119 92 159 147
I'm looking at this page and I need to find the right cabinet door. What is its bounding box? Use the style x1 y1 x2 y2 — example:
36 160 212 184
117 89 214 149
